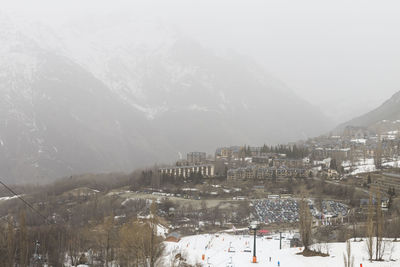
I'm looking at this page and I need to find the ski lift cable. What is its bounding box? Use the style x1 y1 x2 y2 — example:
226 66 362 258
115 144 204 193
0 179 51 224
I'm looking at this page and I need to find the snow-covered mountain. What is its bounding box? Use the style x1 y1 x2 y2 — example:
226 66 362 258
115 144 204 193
0 13 332 183
335 90 400 133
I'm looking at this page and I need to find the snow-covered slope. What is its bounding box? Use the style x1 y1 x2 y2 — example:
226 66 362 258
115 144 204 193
0 15 176 183
0 13 332 183
59 15 332 149
162 233 400 267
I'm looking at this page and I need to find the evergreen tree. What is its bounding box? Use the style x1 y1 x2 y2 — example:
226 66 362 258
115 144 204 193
246 146 251 157
330 158 337 171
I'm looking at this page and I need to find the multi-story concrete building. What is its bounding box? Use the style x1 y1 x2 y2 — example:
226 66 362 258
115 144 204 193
252 156 271 165
215 146 242 159
312 148 350 161
227 165 308 181
370 172 400 193
272 159 305 168
187 152 207 164
159 164 215 178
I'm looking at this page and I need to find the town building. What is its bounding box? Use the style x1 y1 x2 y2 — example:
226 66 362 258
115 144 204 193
187 152 207 164
312 148 350 161
272 158 305 168
370 172 400 194
227 165 309 181
215 146 242 159
159 164 215 178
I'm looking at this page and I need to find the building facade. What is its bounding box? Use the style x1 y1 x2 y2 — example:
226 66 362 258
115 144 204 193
159 164 215 178
187 152 207 164
227 165 308 181
370 172 400 193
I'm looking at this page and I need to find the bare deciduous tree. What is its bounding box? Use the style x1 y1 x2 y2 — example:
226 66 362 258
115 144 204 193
299 198 312 251
375 189 384 261
343 239 354 267
18 210 28 267
365 191 374 261
7 219 16 266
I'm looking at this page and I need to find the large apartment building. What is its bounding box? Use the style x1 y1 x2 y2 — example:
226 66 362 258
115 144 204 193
272 158 305 168
227 165 308 181
312 148 350 161
187 152 207 164
215 146 242 159
370 172 400 193
159 164 215 178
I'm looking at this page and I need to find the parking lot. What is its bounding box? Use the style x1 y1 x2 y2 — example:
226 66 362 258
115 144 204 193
254 199 299 224
253 199 349 224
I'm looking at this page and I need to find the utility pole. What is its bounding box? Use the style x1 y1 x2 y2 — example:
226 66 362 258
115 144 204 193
249 221 259 263
280 232 282 250
253 229 256 260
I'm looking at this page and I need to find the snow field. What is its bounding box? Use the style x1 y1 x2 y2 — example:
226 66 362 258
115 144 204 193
163 233 400 267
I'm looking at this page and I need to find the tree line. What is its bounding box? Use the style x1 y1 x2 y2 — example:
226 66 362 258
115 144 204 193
0 203 165 266
260 144 310 159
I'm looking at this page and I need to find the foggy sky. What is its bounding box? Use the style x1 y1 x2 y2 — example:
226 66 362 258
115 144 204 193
4 0 400 123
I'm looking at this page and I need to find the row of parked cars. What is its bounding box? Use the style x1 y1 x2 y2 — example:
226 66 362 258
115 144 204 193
254 198 349 224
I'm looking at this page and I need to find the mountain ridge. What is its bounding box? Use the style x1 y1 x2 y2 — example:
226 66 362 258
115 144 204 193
335 90 400 133
0 14 333 183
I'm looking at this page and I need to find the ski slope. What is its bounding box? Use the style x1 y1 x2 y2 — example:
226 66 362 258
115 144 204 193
163 233 400 267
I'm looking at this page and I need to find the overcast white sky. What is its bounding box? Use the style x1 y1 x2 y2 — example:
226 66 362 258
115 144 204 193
3 0 400 123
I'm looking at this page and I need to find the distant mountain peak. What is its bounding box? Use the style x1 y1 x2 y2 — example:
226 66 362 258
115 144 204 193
335 90 400 133
388 90 400 102
0 14 332 184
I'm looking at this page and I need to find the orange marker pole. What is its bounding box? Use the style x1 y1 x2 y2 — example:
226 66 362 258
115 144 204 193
253 256 257 263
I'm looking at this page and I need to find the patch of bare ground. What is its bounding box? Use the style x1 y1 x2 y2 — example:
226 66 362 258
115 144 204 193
297 249 329 257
